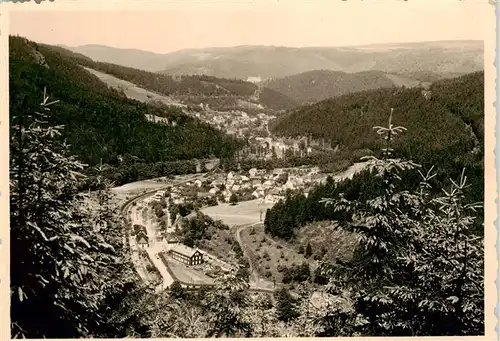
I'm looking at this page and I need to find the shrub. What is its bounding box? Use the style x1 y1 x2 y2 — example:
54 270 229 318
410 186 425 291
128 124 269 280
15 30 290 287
304 242 312 258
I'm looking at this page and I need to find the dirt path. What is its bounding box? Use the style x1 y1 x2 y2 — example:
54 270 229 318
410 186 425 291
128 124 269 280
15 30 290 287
233 223 274 291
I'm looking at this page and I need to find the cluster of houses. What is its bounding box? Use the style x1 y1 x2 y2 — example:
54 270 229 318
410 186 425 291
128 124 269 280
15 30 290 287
167 167 319 205
243 135 336 160
195 107 275 139
142 190 167 205
184 101 336 160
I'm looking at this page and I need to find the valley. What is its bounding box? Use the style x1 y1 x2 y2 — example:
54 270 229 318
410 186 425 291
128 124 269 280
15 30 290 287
115 160 373 296
9 29 487 339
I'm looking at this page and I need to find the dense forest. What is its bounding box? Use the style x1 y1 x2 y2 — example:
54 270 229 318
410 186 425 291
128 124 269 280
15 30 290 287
264 70 397 105
265 108 484 335
266 72 484 239
270 72 484 201
258 87 300 110
11 91 484 337
45 43 298 111
271 72 483 152
10 36 243 185
10 35 485 338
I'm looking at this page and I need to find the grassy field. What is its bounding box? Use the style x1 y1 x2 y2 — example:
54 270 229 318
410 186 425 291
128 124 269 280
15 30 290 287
199 227 240 266
294 221 358 263
239 224 315 284
201 199 274 227
239 220 357 284
83 66 186 108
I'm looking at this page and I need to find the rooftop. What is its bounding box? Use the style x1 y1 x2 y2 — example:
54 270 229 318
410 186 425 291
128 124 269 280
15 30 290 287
169 243 201 258
136 235 149 244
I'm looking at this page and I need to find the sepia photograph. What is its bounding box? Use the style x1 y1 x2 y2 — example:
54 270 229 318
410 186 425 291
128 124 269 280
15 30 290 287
4 1 496 339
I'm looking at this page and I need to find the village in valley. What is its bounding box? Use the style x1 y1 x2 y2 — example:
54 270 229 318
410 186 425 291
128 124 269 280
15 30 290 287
107 57 379 292
150 97 336 160
8 5 489 338
122 160 348 293
105 70 356 295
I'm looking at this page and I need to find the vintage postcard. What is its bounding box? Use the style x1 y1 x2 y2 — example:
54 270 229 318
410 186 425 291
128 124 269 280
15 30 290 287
0 0 496 340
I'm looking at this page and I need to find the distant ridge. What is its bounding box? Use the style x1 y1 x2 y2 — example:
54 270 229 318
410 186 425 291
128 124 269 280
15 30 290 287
67 40 483 79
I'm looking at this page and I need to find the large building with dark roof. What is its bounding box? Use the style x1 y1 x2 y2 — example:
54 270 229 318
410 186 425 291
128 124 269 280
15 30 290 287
168 244 204 266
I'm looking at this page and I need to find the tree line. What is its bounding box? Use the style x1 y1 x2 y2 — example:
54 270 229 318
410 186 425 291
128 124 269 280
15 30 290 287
10 89 484 338
10 36 243 187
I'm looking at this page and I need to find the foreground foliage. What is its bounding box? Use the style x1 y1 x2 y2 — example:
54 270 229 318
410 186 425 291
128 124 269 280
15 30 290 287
318 110 484 336
10 92 147 338
10 71 483 338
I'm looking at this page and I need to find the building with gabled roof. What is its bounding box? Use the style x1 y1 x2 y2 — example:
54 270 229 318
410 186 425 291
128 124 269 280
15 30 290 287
168 244 204 265
136 232 149 249
133 224 147 235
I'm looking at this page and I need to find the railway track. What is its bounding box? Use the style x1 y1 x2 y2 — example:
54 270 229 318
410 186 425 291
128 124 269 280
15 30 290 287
119 174 276 294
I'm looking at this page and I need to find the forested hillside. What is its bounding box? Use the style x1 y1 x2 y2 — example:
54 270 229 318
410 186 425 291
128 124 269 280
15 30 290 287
264 70 396 105
156 41 483 79
263 69 471 105
46 43 298 111
69 41 483 79
396 70 467 83
10 36 243 184
272 72 482 154
10 36 485 338
270 71 484 203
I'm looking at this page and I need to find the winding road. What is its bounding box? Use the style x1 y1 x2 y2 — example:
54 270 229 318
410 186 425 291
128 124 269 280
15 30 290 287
233 223 275 291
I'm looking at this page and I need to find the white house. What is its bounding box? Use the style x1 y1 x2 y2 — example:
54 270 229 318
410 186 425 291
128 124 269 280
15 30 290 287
247 76 262 83
284 180 296 190
194 179 203 188
210 178 225 187
249 168 258 178
222 189 232 202
264 194 283 204
136 233 149 249
249 168 266 178
263 180 274 189
241 182 252 189
173 197 185 204
252 179 262 187
252 189 265 199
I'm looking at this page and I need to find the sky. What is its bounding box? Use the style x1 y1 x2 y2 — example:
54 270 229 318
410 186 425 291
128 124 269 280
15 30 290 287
9 2 489 54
